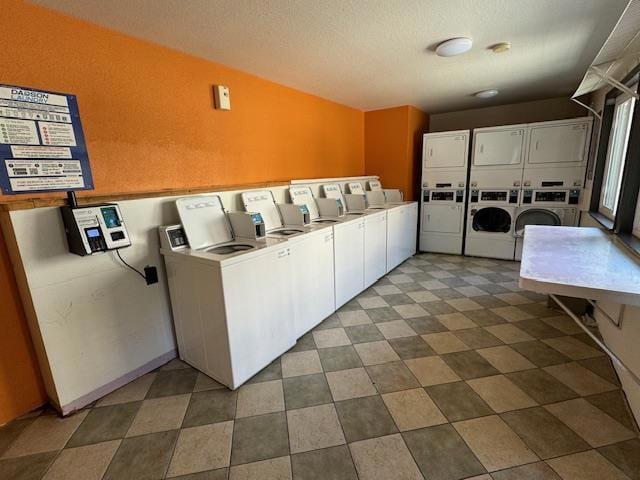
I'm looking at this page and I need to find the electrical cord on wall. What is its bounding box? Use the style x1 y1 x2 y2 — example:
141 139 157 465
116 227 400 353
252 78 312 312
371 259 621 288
115 249 147 281
114 249 158 285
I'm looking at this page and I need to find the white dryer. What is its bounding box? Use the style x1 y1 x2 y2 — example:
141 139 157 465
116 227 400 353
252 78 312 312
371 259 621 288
470 124 528 189
422 130 470 170
464 188 520 260
513 188 580 261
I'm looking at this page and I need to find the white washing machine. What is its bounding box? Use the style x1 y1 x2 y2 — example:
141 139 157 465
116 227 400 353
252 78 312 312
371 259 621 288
513 188 580 261
464 188 520 260
159 195 296 389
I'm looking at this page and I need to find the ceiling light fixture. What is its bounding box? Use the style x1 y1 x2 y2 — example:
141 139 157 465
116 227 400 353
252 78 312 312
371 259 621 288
435 37 473 57
474 89 499 99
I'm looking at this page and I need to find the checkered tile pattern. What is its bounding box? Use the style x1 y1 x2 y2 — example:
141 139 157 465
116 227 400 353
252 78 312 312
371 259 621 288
1 253 639 480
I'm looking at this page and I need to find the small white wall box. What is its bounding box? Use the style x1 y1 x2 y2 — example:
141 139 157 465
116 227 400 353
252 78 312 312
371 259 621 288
213 85 231 110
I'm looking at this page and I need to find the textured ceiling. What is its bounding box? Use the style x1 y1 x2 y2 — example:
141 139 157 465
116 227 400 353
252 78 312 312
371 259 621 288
30 0 629 113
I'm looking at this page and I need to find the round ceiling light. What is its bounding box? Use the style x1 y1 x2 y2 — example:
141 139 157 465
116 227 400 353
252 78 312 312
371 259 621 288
474 89 499 99
435 37 473 57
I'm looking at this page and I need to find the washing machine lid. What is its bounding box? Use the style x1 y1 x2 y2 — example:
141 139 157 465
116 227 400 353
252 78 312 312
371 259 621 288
368 180 382 191
322 183 346 207
176 195 233 250
515 208 561 236
289 185 320 220
347 182 365 195
472 206 512 233
241 190 284 231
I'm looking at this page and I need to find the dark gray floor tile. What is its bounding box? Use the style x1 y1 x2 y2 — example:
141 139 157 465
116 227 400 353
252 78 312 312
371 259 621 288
454 328 503 349
345 324 384 343
598 439 640 480
440 277 469 288
0 451 57 480
431 288 464 300
406 316 448 334
383 293 415 306
518 303 559 318
511 340 571 367
289 331 317 352
397 282 426 293
464 309 507 326
366 361 420 393
337 299 361 312
501 407 589 459
514 319 564 339
170 468 228 480
586 390 638 432
472 295 508 308
67 402 141 447
491 461 561 479
426 381 493 422
312 314 342 331
507 369 579 405
283 374 333 410
366 307 401 323
388 336 436 359
421 301 457 315
358 287 379 298
291 445 358 480
0 418 33 457
521 290 548 302
477 283 510 294
318 345 362 372
573 331 603 349
182 389 237 428
403 424 486 480
246 358 282 384
103 429 178 480
409 272 435 282
146 368 198 398
231 412 289 465
483 273 513 283
441 351 500 380
579 357 620 385
334 395 397 442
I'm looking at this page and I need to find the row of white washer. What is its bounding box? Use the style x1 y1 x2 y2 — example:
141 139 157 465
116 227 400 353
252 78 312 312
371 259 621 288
159 182 418 389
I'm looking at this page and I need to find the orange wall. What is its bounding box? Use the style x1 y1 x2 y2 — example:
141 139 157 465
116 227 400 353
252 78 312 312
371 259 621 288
364 106 428 200
0 0 366 423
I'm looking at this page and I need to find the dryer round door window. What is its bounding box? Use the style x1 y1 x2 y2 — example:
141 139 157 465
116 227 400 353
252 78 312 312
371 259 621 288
472 207 512 233
514 209 560 237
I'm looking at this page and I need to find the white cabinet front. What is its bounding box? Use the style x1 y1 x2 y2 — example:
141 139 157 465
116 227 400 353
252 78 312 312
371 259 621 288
364 212 387 288
527 122 589 166
334 220 365 308
473 128 525 167
423 133 468 169
400 203 418 262
223 247 295 387
289 231 336 337
422 204 463 234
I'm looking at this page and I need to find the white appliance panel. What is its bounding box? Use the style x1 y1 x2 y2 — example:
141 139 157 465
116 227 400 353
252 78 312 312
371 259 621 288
473 127 525 167
241 190 283 230
423 131 469 169
527 122 590 166
176 195 233 249
334 219 365 308
422 204 463 234
289 185 320 220
364 211 387 288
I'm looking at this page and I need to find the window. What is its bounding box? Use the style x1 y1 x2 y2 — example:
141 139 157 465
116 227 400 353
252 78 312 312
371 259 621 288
598 91 636 219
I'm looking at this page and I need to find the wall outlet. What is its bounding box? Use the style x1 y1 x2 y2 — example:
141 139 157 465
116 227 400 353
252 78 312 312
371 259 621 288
213 85 231 110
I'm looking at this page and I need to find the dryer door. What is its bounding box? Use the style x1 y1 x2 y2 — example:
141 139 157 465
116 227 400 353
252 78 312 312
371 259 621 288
514 208 561 238
472 207 512 233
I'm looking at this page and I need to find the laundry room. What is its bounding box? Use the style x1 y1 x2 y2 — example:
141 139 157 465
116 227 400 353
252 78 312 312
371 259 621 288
0 1 639 479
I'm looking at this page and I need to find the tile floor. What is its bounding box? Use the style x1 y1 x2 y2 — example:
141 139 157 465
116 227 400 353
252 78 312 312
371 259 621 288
1 253 639 480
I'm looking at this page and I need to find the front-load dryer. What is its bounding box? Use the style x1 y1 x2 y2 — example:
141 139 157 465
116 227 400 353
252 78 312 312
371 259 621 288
464 188 519 260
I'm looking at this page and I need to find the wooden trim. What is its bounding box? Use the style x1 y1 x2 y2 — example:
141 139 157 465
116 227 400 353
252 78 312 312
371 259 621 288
0 180 291 211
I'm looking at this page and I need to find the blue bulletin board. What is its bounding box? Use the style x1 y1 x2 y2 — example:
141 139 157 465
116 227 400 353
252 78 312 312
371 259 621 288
0 85 94 194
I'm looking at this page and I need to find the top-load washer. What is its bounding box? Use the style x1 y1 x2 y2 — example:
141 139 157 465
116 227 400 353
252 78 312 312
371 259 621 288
464 188 519 260
159 195 295 389
470 124 528 189
513 188 580 261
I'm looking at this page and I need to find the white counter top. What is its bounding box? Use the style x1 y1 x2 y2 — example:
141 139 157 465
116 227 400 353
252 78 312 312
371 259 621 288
519 226 640 306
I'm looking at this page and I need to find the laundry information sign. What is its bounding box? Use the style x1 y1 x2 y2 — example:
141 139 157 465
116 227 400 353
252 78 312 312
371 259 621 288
0 85 94 194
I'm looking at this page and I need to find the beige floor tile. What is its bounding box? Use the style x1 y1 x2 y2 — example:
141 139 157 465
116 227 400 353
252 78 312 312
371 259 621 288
313 328 351 348
349 434 423 480
477 346 536 373
484 324 534 344
494 293 531 305
126 394 190 437
42 440 120 480
376 320 416 339
229 456 292 480
281 350 323 378
287 404 345 454
326 368 377 401
464 476 492 480
542 337 603 360
389 273 414 284
357 297 389 310
236 380 285 419
422 332 470 354
393 304 429 319
491 306 535 322
436 312 478 330
381 388 447 431
374 285 402 295
167 421 234 477
455 286 488 297
453 415 538 472
546 450 630 480
420 279 448 290
467 375 537 413
404 356 461 386
96 373 157 407
544 398 635 448
407 290 439 303
541 315 583 335
446 298 483 312
354 340 400 366
543 362 617 396
193 373 225 392
3 410 89 458
339 310 373 326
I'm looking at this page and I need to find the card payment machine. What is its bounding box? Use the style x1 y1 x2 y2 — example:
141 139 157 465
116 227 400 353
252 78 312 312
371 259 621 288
61 203 131 256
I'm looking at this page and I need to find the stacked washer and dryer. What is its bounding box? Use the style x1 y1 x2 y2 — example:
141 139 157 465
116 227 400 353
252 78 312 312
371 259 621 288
419 116 593 260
